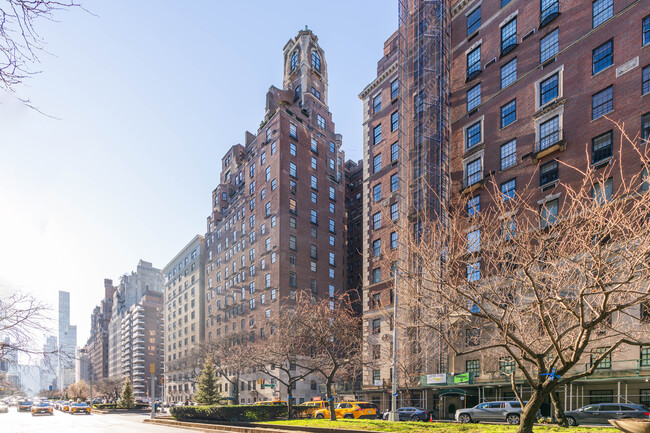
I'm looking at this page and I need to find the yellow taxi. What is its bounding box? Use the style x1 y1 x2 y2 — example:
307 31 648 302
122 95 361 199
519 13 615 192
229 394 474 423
254 400 287 406
69 402 91 414
314 401 378 419
31 401 53 416
298 400 329 418
62 401 72 411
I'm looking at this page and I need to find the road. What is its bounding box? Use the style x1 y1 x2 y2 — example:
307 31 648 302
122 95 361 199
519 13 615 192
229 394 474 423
1 408 184 433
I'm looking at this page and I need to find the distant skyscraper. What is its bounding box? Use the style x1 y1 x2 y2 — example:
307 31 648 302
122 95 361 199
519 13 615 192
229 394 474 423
40 335 58 391
58 291 77 390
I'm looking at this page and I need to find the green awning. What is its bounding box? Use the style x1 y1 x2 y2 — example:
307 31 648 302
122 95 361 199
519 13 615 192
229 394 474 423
438 388 477 396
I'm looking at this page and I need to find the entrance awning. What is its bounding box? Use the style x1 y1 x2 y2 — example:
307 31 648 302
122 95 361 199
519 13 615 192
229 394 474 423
438 388 477 396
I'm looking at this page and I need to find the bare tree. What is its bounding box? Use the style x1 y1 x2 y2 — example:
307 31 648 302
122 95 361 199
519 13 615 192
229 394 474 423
94 376 124 402
208 332 254 405
286 292 365 421
67 379 89 400
393 123 650 433
1 0 81 92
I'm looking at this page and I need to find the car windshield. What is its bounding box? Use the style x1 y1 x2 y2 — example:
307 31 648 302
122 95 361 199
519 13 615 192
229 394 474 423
73 403 88 407
34 402 50 407
357 403 376 409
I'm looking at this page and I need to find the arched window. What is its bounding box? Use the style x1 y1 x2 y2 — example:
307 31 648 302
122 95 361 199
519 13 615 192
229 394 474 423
290 51 298 71
312 51 321 71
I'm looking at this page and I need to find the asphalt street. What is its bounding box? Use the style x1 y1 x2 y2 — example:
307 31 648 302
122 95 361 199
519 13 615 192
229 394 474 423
1 407 184 433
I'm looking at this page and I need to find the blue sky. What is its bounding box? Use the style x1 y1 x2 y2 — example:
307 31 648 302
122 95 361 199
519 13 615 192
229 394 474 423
0 1 397 347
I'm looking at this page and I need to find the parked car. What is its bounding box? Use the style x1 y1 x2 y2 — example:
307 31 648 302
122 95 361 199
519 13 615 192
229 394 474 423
17 400 33 412
455 400 530 425
382 407 431 421
298 401 330 418
314 401 379 420
254 401 287 406
62 401 72 412
69 402 91 415
0 403 8 413
564 403 650 426
31 401 53 416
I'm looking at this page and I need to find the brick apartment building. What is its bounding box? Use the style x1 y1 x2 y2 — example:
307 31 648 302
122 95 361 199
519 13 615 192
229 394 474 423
203 29 347 404
162 235 206 403
359 0 650 416
83 279 116 382
345 159 364 314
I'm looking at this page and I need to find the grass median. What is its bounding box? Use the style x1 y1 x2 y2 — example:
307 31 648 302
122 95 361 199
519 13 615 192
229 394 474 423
261 419 620 433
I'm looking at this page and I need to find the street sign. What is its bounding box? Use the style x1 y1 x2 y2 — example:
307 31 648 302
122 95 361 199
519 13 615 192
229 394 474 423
263 384 275 388
150 363 155 374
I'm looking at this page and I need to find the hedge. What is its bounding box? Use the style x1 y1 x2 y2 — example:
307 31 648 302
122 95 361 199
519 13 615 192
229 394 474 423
92 403 148 410
170 405 300 422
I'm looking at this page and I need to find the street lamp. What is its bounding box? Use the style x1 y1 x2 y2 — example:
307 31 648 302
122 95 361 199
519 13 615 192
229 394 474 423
388 270 399 422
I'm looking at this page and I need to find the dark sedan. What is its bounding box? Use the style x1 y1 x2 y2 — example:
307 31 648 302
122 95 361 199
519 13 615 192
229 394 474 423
565 403 650 426
383 407 431 421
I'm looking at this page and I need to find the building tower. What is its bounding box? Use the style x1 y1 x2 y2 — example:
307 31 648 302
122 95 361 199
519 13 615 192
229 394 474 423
58 290 77 390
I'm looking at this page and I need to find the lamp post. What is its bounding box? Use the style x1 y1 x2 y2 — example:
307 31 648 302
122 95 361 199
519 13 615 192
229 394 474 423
388 270 399 422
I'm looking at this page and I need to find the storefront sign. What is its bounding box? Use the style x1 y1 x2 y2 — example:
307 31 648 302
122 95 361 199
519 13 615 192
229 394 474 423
453 372 473 384
426 373 447 385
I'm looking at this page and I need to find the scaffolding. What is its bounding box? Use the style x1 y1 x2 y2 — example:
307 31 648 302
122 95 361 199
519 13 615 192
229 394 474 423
395 0 451 391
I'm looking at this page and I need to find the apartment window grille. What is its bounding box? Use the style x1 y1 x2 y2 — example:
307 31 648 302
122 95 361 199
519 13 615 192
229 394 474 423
501 99 516 128
467 46 481 79
466 121 482 149
540 73 559 105
539 115 560 150
540 160 559 186
500 57 517 89
501 18 517 55
592 130 613 164
467 83 481 111
540 28 559 62
466 360 480 375
592 0 613 28
467 7 481 36
593 40 613 74
500 139 517 170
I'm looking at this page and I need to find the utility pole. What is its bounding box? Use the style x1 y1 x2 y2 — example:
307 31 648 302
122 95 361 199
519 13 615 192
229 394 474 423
150 363 156 419
388 270 399 422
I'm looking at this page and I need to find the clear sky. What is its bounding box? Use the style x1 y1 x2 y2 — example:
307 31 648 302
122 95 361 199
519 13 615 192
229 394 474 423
0 1 397 349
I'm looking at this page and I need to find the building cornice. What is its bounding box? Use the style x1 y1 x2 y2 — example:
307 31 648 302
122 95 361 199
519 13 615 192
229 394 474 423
358 61 398 100
452 0 476 19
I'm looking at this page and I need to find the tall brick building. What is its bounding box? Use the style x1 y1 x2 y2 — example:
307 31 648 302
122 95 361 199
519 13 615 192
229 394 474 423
359 0 650 416
83 279 116 382
203 29 347 404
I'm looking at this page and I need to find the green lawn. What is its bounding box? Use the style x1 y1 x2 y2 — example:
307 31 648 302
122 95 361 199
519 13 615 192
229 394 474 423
261 419 620 433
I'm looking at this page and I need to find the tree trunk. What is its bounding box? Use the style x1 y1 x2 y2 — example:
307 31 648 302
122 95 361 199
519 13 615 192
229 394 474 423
326 380 336 421
516 390 546 433
287 382 293 420
550 391 568 427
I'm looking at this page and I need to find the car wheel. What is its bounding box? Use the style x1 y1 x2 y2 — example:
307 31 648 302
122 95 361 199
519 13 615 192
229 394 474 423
567 417 577 427
506 414 520 425
410 414 420 421
316 413 324 419
458 413 472 423
344 414 354 419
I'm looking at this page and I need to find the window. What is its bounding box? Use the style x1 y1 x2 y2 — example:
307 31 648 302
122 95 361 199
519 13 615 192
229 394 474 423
643 113 650 143
501 57 517 89
642 347 650 367
310 156 317 170
541 0 560 26
373 94 381 113
501 18 517 55
466 158 482 186
310 209 317 224
329 252 335 266
289 123 297 139
372 212 381 230
467 46 481 79
329 186 336 200
592 0 613 28
373 154 382 173
289 162 297 178
540 28 559 62
501 178 516 201
265 202 271 217
467 262 481 282
540 73 559 106
466 359 480 375
310 138 318 153
391 111 399 131
390 232 397 249
271 141 276 154
539 115 560 150
264 166 270 181
466 121 482 149
592 130 613 164
390 173 399 192
501 99 516 128
391 79 399 99
593 40 613 74
467 195 480 216
643 66 650 95
467 6 481 36
540 198 558 227
591 347 612 369
467 83 481 111
289 235 296 251
372 268 381 283
310 244 317 259
644 15 650 46
373 124 382 144
312 51 321 71
593 178 613 204
329 141 335 153
391 142 399 162
372 239 381 257
500 139 517 170
289 198 297 214
310 175 318 190
289 272 297 287
373 184 382 202
540 160 559 186
317 114 326 130
390 202 399 221
499 357 516 373
467 229 480 253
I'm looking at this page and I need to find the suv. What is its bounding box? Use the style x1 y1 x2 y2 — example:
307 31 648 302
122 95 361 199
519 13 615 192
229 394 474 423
455 400 527 425
564 403 650 426
298 401 330 418
314 401 378 420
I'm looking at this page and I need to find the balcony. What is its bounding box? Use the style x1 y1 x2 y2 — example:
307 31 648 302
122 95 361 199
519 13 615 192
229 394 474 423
460 172 490 196
530 129 566 163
